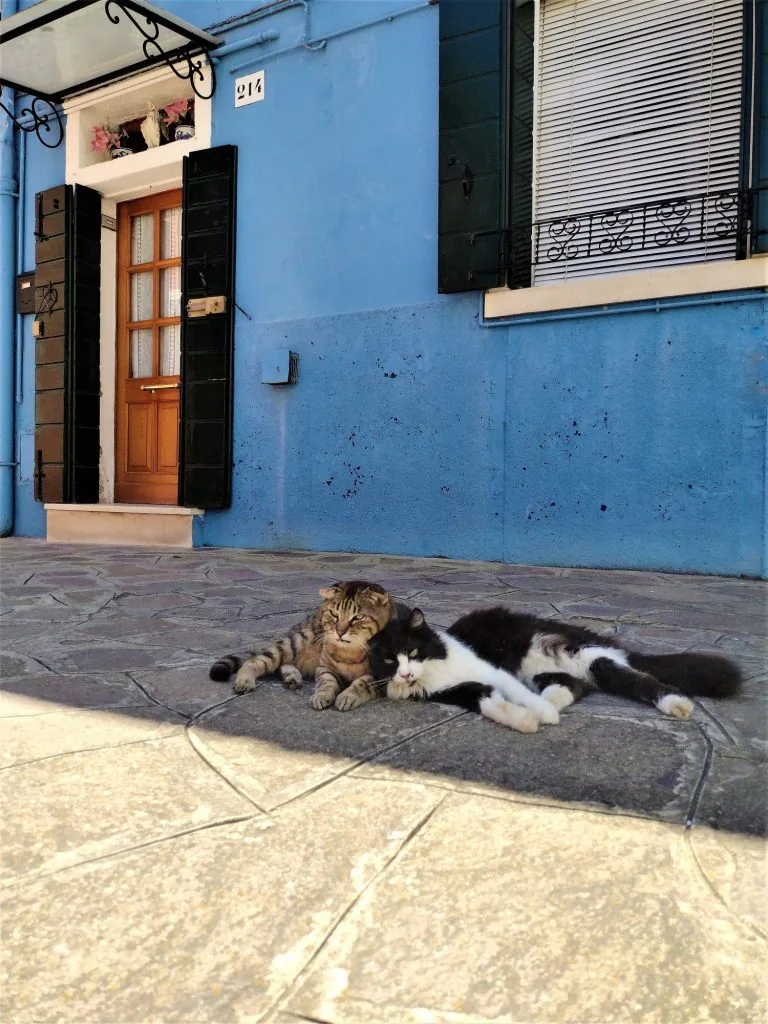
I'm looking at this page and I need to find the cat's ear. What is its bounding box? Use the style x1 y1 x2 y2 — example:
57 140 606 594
319 584 341 601
409 609 425 629
364 587 388 606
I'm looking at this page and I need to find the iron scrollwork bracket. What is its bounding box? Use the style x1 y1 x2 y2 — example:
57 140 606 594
104 0 216 100
0 86 64 149
36 283 59 319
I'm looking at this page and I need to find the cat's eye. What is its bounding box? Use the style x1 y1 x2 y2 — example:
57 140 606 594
351 614 363 623
384 658 394 664
329 611 339 620
409 650 418 657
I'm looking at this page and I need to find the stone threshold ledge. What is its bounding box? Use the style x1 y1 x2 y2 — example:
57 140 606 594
44 504 204 549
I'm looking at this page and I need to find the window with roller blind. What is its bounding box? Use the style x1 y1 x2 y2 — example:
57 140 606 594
436 0 765 295
532 0 746 285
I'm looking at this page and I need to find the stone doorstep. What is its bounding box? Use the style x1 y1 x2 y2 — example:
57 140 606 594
44 504 204 550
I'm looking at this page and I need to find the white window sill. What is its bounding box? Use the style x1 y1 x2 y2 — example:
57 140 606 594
483 258 768 320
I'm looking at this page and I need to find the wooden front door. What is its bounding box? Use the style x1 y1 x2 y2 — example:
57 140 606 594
115 190 183 505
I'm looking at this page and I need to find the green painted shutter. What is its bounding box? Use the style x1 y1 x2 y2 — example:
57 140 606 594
179 145 237 509
438 0 533 293
34 184 101 503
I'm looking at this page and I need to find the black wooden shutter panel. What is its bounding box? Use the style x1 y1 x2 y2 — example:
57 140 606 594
753 0 767 253
68 186 102 502
437 0 533 293
34 184 101 504
508 0 534 288
179 145 237 509
34 186 69 503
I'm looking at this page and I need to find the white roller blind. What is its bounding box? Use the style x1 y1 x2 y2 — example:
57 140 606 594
532 0 744 284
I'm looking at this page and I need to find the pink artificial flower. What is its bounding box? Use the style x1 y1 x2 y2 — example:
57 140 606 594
162 99 191 125
91 123 123 153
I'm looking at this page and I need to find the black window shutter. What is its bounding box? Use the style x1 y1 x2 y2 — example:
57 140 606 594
34 184 101 503
752 0 767 253
68 185 101 502
508 0 534 287
178 145 237 509
438 0 533 293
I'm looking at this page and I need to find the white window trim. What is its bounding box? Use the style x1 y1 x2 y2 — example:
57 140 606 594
62 64 211 503
484 258 768 320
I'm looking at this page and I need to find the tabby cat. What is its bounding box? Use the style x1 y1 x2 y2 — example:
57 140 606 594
210 581 406 711
369 606 741 732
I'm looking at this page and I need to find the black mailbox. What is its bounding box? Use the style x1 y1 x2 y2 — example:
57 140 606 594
16 273 35 315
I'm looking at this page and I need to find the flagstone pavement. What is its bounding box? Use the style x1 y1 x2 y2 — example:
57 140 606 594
1 538 766 1024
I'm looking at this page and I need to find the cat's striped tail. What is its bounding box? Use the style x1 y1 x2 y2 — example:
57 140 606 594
209 654 246 682
627 651 742 698
209 637 295 685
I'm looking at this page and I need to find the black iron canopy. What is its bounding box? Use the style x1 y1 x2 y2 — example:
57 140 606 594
0 0 220 147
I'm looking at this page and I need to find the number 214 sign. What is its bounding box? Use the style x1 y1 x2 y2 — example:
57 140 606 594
235 71 265 107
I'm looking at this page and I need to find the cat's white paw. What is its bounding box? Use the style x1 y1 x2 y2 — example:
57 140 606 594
657 694 694 719
541 683 574 711
280 665 303 690
387 679 412 700
233 667 257 693
504 705 540 733
480 697 539 733
530 696 560 725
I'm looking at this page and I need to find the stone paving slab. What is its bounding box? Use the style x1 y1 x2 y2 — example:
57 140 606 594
0 704 183 768
2 777 442 1024
283 794 765 1024
190 682 462 811
2 732 254 884
353 709 707 825
1 539 766 1022
694 754 768 836
0 672 153 717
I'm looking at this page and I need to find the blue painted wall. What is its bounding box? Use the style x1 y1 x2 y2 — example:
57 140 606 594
9 0 768 576
12 132 61 541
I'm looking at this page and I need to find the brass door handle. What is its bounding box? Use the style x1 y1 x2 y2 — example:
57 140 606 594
139 382 180 392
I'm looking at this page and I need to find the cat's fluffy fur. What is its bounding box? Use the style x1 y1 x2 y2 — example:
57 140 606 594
370 610 561 733
369 606 741 732
210 581 405 711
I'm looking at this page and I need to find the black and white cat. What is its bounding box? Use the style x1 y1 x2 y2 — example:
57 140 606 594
368 607 741 733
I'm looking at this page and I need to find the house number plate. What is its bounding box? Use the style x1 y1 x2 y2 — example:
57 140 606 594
235 71 265 107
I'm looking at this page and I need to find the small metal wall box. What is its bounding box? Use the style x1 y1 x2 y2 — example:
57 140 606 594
261 349 298 385
186 296 227 317
16 273 35 314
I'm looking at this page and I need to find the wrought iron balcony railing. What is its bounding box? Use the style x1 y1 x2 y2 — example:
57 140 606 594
529 186 767 267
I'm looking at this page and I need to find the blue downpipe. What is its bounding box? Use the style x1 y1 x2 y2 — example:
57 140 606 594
0 0 19 536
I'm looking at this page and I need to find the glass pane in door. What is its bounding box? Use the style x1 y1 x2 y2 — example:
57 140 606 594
160 266 181 318
130 271 153 322
160 207 182 258
130 328 153 378
131 213 154 264
159 325 181 377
